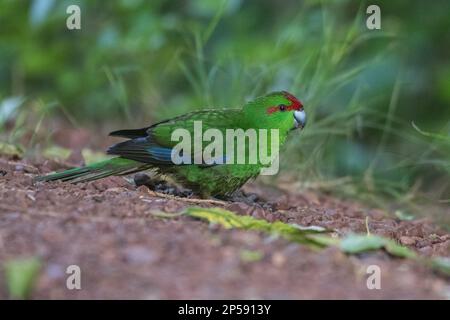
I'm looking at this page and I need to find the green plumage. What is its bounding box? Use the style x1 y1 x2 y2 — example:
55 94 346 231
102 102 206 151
36 91 306 197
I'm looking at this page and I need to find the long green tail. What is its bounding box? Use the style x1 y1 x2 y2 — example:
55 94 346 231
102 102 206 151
35 157 146 183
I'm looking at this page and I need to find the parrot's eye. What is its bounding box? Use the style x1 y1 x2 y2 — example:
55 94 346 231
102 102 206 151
278 104 287 111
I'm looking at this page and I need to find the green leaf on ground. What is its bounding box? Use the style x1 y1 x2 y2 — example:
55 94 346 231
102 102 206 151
4 257 41 299
384 239 417 259
239 249 264 263
0 142 24 158
394 210 415 221
430 257 450 276
185 207 448 277
340 234 386 253
42 146 71 161
185 207 331 249
340 234 417 259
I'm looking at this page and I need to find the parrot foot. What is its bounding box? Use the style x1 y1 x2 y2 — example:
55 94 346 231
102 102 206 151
134 172 193 197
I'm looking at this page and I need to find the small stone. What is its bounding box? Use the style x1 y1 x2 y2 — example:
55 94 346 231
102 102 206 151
92 195 104 202
226 202 251 215
418 246 433 255
368 209 385 220
136 185 149 194
265 213 276 222
416 239 431 248
324 208 341 217
251 206 266 219
399 236 417 246
245 193 259 202
124 246 156 264
46 264 65 279
163 199 182 212
271 252 286 267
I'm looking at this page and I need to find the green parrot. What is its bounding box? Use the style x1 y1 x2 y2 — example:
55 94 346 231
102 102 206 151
36 91 306 197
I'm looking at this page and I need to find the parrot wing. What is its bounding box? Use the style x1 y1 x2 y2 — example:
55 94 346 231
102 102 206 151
107 109 242 165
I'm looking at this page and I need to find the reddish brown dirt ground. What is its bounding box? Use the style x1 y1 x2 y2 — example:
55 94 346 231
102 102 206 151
0 155 449 299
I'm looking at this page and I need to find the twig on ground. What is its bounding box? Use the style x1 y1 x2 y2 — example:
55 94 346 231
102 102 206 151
144 189 228 206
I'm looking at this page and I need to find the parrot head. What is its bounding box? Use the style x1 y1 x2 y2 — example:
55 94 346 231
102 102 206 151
243 91 306 133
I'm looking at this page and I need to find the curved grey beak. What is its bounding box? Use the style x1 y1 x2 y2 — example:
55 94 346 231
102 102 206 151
293 109 306 129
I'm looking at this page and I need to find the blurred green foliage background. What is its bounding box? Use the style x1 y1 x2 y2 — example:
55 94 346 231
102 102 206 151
0 0 449 204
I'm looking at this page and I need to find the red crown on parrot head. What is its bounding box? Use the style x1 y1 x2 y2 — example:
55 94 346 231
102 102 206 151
266 91 304 114
282 91 303 111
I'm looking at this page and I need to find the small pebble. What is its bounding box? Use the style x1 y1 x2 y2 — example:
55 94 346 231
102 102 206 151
271 252 286 267
399 236 417 246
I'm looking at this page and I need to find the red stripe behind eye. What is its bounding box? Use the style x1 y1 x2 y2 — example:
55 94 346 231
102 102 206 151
266 106 279 114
